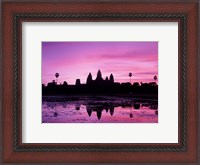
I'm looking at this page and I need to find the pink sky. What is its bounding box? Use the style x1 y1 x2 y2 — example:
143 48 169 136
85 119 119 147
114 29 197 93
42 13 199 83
42 42 158 85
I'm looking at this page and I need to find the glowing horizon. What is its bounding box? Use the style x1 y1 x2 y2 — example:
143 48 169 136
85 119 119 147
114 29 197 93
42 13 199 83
42 42 158 85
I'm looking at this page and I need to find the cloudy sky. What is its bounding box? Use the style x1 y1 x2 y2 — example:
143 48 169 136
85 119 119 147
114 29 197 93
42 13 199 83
42 42 158 85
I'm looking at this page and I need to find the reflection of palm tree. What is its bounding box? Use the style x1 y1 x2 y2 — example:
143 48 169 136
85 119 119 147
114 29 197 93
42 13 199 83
129 106 133 118
155 110 158 115
75 104 80 110
129 73 132 84
55 73 59 84
54 111 58 117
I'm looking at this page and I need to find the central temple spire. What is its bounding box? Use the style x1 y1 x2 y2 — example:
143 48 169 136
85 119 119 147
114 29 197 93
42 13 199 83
96 69 103 81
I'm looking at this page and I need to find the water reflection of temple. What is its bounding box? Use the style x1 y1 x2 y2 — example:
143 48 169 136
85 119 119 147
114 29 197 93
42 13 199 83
82 101 157 120
44 99 158 119
85 104 115 120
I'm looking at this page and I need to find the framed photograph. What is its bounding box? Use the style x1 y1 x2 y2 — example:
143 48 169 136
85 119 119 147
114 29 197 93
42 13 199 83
2 1 199 164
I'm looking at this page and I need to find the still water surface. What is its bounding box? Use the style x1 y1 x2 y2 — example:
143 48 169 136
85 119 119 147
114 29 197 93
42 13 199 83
42 96 158 123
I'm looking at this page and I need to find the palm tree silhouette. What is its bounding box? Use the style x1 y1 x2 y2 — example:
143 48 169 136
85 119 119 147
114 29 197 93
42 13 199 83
55 73 59 84
154 75 157 83
129 73 133 84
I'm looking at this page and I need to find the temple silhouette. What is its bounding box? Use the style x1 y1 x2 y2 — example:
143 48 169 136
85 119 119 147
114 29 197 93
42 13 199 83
86 70 114 85
42 70 158 95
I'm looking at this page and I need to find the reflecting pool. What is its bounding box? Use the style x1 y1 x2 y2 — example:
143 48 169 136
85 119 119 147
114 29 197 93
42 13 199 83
42 95 158 123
